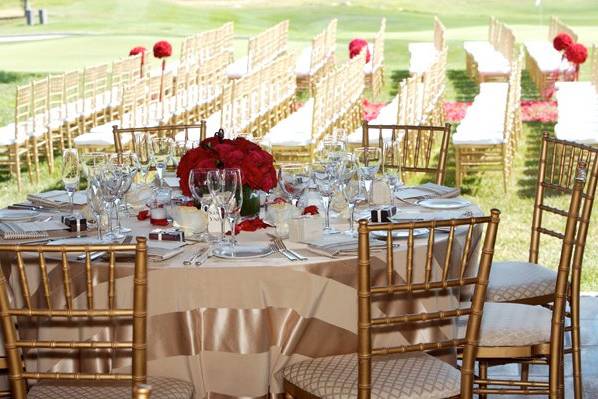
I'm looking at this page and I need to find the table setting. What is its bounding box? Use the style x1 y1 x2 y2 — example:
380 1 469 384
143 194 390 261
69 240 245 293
0 130 484 398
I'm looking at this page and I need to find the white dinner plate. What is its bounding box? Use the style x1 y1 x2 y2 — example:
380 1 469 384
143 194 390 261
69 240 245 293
371 228 428 240
416 198 471 210
0 209 40 222
213 243 274 259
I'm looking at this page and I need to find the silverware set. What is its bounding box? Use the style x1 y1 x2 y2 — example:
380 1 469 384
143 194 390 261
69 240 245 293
270 238 307 261
183 247 210 266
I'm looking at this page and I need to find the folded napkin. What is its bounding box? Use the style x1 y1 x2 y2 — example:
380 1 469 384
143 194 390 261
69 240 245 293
390 209 475 223
396 183 460 201
304 235 387 257
28 190 87 209
147 240 186 261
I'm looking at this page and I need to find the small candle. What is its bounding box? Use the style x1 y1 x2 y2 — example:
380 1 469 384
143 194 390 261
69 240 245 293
150 206 167 220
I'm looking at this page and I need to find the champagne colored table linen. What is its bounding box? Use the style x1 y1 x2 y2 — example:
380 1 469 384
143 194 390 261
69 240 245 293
3 200 483 399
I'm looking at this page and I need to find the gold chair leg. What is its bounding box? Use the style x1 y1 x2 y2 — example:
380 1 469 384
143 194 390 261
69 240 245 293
479 361 488 399
31 137 40 183
571 299 583 398
520 363 529 390
14 147 22 192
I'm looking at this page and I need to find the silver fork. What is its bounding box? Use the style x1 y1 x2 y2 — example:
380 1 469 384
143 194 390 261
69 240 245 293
275 238 307 261
271 241 298 261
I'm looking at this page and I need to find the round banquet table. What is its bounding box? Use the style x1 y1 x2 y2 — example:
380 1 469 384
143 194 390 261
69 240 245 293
4 199 484 399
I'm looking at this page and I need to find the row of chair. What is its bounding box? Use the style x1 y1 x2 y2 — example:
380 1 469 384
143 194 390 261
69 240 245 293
408 16 446 75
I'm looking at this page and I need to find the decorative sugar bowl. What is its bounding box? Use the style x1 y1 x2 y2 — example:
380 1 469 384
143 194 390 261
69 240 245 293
266 202 300 238
168 204 209 236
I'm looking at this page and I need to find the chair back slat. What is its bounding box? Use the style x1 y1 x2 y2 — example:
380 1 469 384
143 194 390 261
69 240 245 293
357 210 501 398
0 238 148 397
113 123 206 155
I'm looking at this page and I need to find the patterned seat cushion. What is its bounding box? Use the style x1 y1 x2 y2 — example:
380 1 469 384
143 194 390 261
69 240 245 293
459 302 552 347
282 352 461 399
27 376 193 399
486 261 556 302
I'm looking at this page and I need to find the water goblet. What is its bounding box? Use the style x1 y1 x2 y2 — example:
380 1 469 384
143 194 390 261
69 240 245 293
224 168 243 251
278 163 311 207
188 168 217 241
354 146 382 203
98 165 125 240
312 161 340 234
207 169 238 245
61 148 80 215
109 153 138 233
86 177 105 241
151 137 174 187
342 173 366 237
134 132 154 184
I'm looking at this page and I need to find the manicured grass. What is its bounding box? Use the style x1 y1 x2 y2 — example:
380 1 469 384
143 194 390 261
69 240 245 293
0 0 597 289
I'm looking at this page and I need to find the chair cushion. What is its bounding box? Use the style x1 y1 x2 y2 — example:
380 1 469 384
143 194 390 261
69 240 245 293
27 376 193 399
226 57 249 79
486 261 556 302
281 352 461 399
459 302 552 347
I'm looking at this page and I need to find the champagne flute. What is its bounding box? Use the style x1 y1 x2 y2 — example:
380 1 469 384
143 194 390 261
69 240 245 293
189 168 217 241
152 137 174 187
278 163 311 207
383 141 403 207
312 161 339 234
207 169 238 245
354 146 382 204
86 177 105 240
61 149 80 214
134 132 153 184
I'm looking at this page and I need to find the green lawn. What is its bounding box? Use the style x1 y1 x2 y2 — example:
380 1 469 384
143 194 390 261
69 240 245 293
0 0 597 289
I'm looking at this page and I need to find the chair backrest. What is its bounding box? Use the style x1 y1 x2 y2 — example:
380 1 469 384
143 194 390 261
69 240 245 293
63 70 81 119
48 73 65 118
433 16 446 52
113 122 206 154
82 63 109 114
356 210 501 399
549 16 578 43
0 238 148 398
31 77 49 131
362 121 451 185
247 20 289 73
591 45 598 94
325 18 337 58
530 134 598 301
14 84 32 133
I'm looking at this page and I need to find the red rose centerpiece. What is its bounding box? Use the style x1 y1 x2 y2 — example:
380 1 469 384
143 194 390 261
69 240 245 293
349 38 371 63
153 40 173 101
553 33 573 52
176 133 277 217
129 46 147 77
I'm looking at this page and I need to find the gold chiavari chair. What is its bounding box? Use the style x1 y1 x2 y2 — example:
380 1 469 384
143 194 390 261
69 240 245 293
80 63 110 133
296 20 336 94
365 18 386 98
471 162 586 398
63 70 82 147
48 73 67 153
363 121 451 185
31 77 54 174
0 238 194 398
484 134 598 398
134 384 152 399
0 84 34 191
281 210 501 398
113 122 207 155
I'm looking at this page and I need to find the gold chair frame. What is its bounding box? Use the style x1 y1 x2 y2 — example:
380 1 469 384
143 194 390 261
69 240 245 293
283 210 501 398
0 238 148 398
113 122 207 155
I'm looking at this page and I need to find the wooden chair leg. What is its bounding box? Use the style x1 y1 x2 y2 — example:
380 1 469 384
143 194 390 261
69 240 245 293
46 132 54 173
31 137 40 182
455 147 462 188
571 299 583 398
520 363 529 390
479 361 488 399
14 147 22 192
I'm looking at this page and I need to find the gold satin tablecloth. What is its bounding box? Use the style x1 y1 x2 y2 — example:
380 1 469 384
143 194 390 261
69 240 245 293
4 203 482 399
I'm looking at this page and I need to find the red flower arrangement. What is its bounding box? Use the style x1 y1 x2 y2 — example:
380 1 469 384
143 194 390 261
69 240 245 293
153 40 172 59
553 33 573 52
349 38 371 63
129 46 146 57
176 134 277 198
565 43 588 65
227 217 272 235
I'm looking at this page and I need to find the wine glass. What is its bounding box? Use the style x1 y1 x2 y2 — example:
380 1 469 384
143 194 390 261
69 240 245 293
80 152 108 179
151 137 174 186
61 148 80 214
318 138 347 164
312 161 339 234
342 173 366 237
109 153 138 233
207 169 238 244
134 132 153 184
278 163 311 207
86 177 105 241
354 146 382 203
224 168 243 251
188 168 217 241
98 165 125 240
383 141 403 207
173 141 188 168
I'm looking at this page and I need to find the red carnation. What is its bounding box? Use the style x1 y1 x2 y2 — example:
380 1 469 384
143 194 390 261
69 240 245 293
129 46 146 57
553 33 573 52
349 38 371 63
153 40 172 59
565 43 588 65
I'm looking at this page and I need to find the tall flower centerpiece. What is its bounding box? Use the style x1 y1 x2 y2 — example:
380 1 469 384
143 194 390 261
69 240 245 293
176 131 277 217
129 46 147 78
153 40 172 101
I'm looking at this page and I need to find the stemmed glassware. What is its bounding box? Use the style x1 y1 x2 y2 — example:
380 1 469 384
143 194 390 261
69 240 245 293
134 133 153 184
61 149 80 214
354 146 382 203
97 165 125 240
109 153 139 233
278 164 311 207
318 137 347 164
312 161 339 234
152 137 174 186
207 168 238 245
225 169 243 251
342 174 366 237
86 177 105 241
383 141 403 207
80 152 108 179
172 141 188 169
188 168 216 241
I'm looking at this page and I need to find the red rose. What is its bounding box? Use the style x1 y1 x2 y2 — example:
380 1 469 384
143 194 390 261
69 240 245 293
302 205 319 215
241 150 277 191
153 40 172 59
349 38 371 63
233 137 261 153
565 43 588 65
227 217 272 235
201 135 226 150
214 143 246 169
272 197 288 205
176 147 218 196
129 46 146 57
553 33 573 52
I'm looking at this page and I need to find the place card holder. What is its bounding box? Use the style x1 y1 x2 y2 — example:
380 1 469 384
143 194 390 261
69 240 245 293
149 228 185 242
61 216 88 232
370 206 397 223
